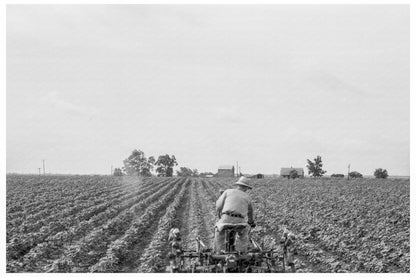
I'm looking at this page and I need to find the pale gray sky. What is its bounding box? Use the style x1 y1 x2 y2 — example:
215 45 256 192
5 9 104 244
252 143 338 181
6 5 409 176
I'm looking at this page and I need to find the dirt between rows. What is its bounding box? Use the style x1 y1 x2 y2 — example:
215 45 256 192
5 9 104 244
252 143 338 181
120 181 185 272
146 179 221 273
156 181 196 272
122 179 328 273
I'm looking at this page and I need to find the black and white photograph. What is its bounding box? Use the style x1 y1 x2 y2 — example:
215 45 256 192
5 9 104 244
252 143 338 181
3 2 412 274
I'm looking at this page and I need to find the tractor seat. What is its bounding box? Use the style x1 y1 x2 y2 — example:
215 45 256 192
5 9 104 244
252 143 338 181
216 223 248 232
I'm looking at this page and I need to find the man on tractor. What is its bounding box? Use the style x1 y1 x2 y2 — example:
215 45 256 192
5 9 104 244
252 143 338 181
214 176 256 254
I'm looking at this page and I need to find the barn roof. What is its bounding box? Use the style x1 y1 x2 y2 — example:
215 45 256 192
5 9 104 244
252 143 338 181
280 167 304 175
218 165 234 170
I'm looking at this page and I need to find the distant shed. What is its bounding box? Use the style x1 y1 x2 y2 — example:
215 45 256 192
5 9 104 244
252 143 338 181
217 165 235 178
247 174 264 179
280 167 304 178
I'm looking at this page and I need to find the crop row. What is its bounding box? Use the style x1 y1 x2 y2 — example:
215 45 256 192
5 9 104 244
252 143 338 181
6 178 172 271
7 177 165 242
136 179 190 272
88 179 185 272
6 176 132 235
181 179 205 250
250 178 410 273
6 176 151 223
17 178 174 273
7 176 125 214
197 180 218 246
48 178 180 272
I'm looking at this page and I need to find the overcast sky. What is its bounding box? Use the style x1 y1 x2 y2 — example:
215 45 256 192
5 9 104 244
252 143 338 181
6 5 409 176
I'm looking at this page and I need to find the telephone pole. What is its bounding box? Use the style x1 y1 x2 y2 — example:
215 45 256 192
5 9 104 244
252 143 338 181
347 164 350 180
43 160 45 175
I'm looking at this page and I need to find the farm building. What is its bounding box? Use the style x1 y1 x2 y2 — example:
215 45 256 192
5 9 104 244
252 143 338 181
247 174 264 179
255 173 264 179
280 167 304 178
217 165 235 177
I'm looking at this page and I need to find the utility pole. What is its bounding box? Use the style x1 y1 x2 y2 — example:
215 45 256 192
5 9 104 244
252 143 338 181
43 160 45 175
347 164 350 180
111 165 113 175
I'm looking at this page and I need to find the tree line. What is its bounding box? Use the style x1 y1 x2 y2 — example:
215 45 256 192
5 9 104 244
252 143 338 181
114 150 389 179
304 155 389 179
113 149 214 177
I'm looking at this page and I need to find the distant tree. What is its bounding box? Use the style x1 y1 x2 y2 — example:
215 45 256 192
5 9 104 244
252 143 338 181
192 169 199 177
177 167 194 177
374 168 388 179
141 156 155 176
155 154 178 177
123 149 155 176
349 171 363 178
148 156 156 165
306 155 327 178
289 169 300 179
113 168 123 176
331 174 345 178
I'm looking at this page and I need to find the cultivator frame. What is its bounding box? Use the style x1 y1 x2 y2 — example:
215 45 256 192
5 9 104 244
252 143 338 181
167 226 296 273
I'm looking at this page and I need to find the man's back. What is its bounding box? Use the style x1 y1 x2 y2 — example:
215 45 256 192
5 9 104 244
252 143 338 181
216 188 252 219
214 185 254 253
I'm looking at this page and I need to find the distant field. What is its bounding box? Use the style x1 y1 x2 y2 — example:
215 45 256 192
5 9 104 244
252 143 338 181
6 175 409 273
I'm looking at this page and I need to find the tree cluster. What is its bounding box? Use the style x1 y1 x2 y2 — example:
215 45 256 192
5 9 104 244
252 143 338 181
349 171 363 178
123 150 155 177
176 167 199 177
374 168 388 179
122 149 177 177
155 154 178 177
113 168 123 176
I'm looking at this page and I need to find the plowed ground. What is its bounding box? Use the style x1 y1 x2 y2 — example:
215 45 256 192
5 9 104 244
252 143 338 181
6 175 409 273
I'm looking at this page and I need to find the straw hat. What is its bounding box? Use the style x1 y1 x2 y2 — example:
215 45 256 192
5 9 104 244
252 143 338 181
234 176 252 189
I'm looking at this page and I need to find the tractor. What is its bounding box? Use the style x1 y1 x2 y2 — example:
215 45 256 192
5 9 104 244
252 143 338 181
167 224 296 273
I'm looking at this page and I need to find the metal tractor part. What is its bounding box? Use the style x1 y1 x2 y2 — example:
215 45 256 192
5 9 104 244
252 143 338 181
166 226 296 273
